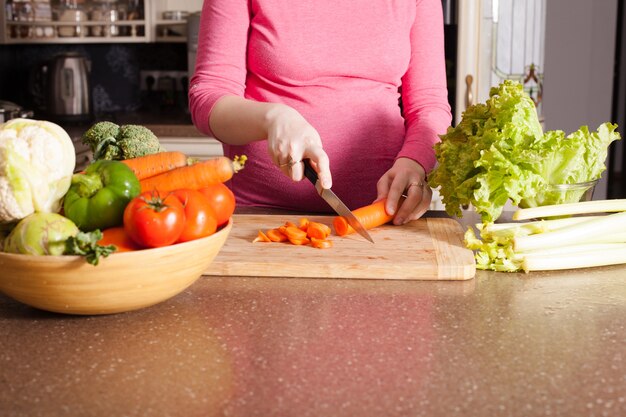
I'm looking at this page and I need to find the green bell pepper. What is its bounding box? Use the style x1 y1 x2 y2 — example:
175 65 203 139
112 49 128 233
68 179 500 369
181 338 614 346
63 160 141 232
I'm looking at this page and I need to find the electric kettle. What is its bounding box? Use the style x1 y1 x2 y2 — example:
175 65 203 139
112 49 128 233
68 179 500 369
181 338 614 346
44 52 92 121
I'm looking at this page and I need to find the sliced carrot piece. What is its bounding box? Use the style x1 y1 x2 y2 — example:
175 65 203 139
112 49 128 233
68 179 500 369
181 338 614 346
284 221 297 228
288 236 310 245
298 217 310 232
306 221 331 239
283 226 307 241
252 230 272 243
310 237 333 249
266 228 288 242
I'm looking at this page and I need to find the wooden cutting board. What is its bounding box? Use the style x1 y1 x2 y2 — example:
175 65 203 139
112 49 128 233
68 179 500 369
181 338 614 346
204 214 476 280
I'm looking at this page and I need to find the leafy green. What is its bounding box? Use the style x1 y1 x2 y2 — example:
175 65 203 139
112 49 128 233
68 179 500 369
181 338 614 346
64 229 117 266
428 80 621 223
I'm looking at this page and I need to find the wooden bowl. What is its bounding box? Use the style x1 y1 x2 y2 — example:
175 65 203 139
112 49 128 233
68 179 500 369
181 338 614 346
0 220 232 315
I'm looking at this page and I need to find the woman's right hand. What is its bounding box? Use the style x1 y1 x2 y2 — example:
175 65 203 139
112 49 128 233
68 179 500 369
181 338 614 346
265 104 332 189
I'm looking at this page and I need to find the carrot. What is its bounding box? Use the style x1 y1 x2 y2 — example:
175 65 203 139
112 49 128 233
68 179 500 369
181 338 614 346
307 221 331 239
298 217 310 232
283 226 307 241
310 237 333 249
266 228 288 242
252 230 272 243
139 155 247 193
288 236 310 245
98 227 141 252
333 198 394 236
121 151 192 180
250 217 333 249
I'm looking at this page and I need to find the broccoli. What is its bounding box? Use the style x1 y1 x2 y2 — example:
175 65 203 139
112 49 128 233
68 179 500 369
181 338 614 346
81 121 164 161
82 121 122 160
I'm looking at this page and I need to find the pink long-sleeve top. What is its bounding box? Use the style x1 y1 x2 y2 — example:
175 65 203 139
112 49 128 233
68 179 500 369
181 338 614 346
189 0 452 212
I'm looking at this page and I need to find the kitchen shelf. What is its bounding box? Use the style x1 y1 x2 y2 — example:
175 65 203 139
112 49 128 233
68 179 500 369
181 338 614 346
3 20 148 44
1 0 203 45
153 19 187 43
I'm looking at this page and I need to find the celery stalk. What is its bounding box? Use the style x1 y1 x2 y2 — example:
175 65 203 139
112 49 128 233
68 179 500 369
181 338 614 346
512 199 626 220
522 243 626 271
513 211 626 252
478 216 598 238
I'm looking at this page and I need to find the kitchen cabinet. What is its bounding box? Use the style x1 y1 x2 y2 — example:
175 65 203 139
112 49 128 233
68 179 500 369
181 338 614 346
0 0 203 44
150 0 202 43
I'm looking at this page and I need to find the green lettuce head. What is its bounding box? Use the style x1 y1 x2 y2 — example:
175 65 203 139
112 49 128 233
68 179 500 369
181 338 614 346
428 80 620 223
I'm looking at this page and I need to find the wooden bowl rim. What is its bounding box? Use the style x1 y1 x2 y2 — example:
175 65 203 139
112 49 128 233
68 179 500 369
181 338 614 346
0 218 233 264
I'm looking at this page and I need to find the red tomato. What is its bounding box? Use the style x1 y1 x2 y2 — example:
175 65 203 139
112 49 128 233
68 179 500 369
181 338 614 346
123 191 186 248
171 189 218 242
198 183 236 226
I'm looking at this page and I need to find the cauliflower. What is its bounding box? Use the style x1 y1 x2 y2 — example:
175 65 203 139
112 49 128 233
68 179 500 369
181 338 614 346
0 118 76 224
82 121 164 160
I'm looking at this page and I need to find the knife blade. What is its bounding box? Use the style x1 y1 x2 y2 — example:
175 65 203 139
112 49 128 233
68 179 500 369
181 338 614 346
302 159 374 243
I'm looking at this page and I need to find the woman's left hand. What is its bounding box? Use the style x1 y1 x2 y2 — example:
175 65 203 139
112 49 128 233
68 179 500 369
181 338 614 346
376 157 432 225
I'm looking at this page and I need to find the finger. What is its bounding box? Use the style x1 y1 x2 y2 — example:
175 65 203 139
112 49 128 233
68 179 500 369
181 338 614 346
290 158 304 182
392 182 423 225
386 173 412 217
406 186 432 222
376 175 392 202
306 147 332 189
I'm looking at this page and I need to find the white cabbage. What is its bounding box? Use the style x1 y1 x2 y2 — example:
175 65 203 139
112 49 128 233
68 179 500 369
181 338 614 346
0 118 76 224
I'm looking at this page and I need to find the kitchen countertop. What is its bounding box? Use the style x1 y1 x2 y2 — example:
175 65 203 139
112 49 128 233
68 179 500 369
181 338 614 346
0 212 625 417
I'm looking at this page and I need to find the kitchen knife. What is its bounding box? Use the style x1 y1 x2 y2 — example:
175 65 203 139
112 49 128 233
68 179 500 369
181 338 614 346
302 159 374 243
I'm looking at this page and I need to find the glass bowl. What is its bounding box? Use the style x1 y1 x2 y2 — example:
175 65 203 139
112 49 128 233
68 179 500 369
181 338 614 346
519 179 599 209
545 179 598 204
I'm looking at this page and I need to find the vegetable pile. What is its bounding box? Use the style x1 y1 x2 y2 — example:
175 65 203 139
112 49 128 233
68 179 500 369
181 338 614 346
428 80 620 223
254 218 333 249
251 197 399 248
465 200 626 272
428 80 625 273
0 118 244 266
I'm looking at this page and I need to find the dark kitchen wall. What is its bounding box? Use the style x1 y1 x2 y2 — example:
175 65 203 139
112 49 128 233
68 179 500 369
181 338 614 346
0 43 187 118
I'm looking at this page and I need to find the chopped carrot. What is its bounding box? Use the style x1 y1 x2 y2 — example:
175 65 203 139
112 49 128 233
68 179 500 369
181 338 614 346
266 228 288 242
333 198 397 236
306 221 331 239
283 226 307 241
252 229 272 243
252 218 334 248
310 237 333 249
121 151 191 180
139 155 247 193
288 236 310 245
298 217 310 231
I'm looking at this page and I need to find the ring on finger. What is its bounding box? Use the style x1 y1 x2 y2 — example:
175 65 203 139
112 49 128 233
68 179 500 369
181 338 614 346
280 157 301 168
408 181 424 189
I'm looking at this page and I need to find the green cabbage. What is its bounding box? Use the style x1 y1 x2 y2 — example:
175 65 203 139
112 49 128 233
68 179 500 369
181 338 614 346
428 80 621 223
3 212 79 256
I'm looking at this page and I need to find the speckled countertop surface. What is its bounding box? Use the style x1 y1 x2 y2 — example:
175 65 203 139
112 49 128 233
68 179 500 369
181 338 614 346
1 214 625 416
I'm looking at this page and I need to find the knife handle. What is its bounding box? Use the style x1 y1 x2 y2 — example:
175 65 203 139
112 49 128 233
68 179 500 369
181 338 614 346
302 159 319 186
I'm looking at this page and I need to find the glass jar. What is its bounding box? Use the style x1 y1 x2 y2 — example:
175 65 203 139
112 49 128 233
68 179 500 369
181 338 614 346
10 0 36 39
90 0 120 37
54 0 88 38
